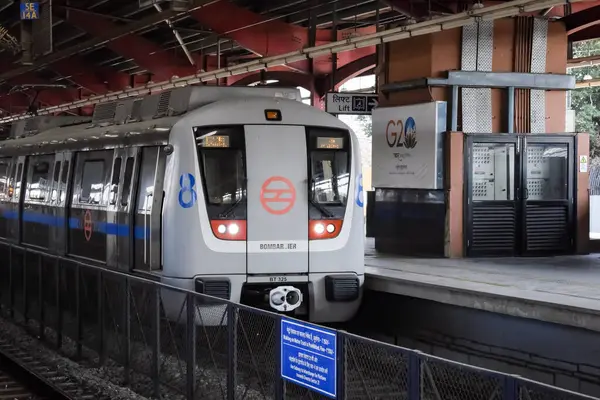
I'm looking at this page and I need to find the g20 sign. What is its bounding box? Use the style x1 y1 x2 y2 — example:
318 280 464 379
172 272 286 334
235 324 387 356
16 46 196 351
385 117 417 149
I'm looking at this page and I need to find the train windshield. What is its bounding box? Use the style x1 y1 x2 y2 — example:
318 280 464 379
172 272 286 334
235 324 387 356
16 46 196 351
307 128 350 208
195 126 246 210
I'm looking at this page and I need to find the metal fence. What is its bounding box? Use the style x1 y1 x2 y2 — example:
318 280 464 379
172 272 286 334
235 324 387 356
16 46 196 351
0 242 595 400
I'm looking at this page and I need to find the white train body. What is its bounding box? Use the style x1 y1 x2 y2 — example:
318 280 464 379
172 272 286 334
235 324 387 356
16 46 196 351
0 86 365 323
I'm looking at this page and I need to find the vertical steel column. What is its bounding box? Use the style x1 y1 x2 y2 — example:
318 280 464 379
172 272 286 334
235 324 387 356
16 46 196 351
503 375 518 400
273 314 283 399
408 353 421 400
38 254 44 340
336 333 346 399
55 258 62 350
76 265 82 359
152 286 161 398
8 246 13 319
97 270 105 365
186 293 196 400
123 278 131 385
23 252 28 323
508 87 515 134
450 86 458 131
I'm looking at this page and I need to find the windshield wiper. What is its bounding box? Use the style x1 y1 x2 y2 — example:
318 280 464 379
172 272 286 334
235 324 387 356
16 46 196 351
310 198 335 218
219 197 244 218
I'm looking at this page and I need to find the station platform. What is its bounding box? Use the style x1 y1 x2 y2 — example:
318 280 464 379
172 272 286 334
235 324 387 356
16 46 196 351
364 239 600 333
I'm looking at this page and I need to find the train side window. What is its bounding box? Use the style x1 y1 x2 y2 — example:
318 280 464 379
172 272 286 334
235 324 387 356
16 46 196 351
109 157 122 205
60 161 69 203
51 161 61 202
0 159 10 200
26 157 52 202
14 163 23 199
121 157 135 206
137 147 159 212
79 160 105 204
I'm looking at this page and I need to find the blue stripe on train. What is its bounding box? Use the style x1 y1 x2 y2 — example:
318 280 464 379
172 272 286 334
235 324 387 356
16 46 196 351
0 210 149 240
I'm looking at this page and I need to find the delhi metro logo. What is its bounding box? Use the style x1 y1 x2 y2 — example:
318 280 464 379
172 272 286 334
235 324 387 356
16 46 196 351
386 117 417 149
84 210 93 242
260 176 296 215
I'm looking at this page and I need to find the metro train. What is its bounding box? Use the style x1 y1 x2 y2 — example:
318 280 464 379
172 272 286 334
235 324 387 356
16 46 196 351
0 86 365 323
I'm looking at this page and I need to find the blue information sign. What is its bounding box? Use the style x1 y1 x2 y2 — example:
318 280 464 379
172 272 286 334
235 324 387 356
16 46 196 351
281 318 337 398
20 2 39 20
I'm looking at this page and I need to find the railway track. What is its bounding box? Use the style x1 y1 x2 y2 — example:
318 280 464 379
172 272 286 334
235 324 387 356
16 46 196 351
0 338 94 400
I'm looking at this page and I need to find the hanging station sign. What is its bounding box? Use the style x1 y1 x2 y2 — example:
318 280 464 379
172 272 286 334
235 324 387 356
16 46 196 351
371 102 447 190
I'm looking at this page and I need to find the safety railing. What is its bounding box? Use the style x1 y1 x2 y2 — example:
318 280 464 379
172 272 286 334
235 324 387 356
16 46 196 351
0 242 595 400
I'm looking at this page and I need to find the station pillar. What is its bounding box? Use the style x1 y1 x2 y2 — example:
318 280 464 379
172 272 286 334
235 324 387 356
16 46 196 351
370 17 590 257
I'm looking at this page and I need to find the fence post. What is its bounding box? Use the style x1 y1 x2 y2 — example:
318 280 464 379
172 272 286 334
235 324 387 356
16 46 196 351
123 278 131 385
152 285 161 398
8 246 14 319
76 264 82 360
274 315 283 399
408 352 421 400
38 253 44 340
23 251 28 324
337 332 346 400
503 375 518 400
186 292 196 400
55 258 62 350
227 303 237 400
97 270 105 365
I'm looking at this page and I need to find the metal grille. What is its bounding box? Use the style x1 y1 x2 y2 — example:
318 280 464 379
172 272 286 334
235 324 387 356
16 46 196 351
461 21 493 133
530 18 548 133
92 102 117 123
155 90 173 118
525 204 569 252
470 204 517 256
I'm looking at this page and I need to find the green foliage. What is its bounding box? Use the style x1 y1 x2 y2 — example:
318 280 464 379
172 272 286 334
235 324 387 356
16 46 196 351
356 114 372 137
571 40 600 159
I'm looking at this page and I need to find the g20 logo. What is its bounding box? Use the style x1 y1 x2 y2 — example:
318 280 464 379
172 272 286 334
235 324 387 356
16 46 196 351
385 117 417 149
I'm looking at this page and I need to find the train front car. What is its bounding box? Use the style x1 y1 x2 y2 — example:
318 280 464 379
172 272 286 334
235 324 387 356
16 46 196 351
162 96 365 323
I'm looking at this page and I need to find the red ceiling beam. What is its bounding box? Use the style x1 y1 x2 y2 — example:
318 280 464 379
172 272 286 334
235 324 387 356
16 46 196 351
381 0 453 18
191 2 376 75
316 54 377 96
563 4 600 41
51 58 131 94
65 9 199 82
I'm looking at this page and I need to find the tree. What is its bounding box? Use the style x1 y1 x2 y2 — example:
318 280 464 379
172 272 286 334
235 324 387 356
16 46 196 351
356 114 372 137
571 39 600 159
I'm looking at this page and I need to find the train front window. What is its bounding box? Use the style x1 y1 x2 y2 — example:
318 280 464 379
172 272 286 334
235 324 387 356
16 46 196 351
308 128 350 206
195 126 246 215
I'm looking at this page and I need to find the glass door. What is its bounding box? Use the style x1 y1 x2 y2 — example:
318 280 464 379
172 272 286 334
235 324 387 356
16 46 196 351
521 136 574 255
466 136 520 256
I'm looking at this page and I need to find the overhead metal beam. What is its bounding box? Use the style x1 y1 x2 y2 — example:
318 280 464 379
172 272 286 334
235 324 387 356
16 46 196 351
0 0 586 124
381 71 575 92
0 0 219 83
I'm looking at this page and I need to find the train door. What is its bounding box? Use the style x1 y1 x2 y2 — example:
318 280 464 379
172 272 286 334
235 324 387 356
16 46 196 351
7 156 26 244
22 154 54 249
244 125 309 275
68 150 113 262
49 152 72 255
133 146 166 272
106 148 139 271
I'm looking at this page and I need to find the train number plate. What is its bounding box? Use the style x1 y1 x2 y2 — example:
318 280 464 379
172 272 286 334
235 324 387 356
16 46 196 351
269 276 288 283
246 275 309 284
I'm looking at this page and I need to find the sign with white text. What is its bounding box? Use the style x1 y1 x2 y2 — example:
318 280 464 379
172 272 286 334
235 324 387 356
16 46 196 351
326 92 378 115
281 318 337 398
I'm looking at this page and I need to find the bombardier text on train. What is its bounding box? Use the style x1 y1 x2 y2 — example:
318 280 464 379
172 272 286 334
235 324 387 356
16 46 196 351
0 86 365 323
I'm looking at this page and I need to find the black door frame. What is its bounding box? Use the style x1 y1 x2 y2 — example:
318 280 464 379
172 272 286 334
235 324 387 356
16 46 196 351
464 134 576 257
521 135 575 256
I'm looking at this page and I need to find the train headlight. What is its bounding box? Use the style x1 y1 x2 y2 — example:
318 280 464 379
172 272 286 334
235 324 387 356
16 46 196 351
217 224 227 234
314 223 325 234
326 223 335 233
269 286 303 312
228 223 239 235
